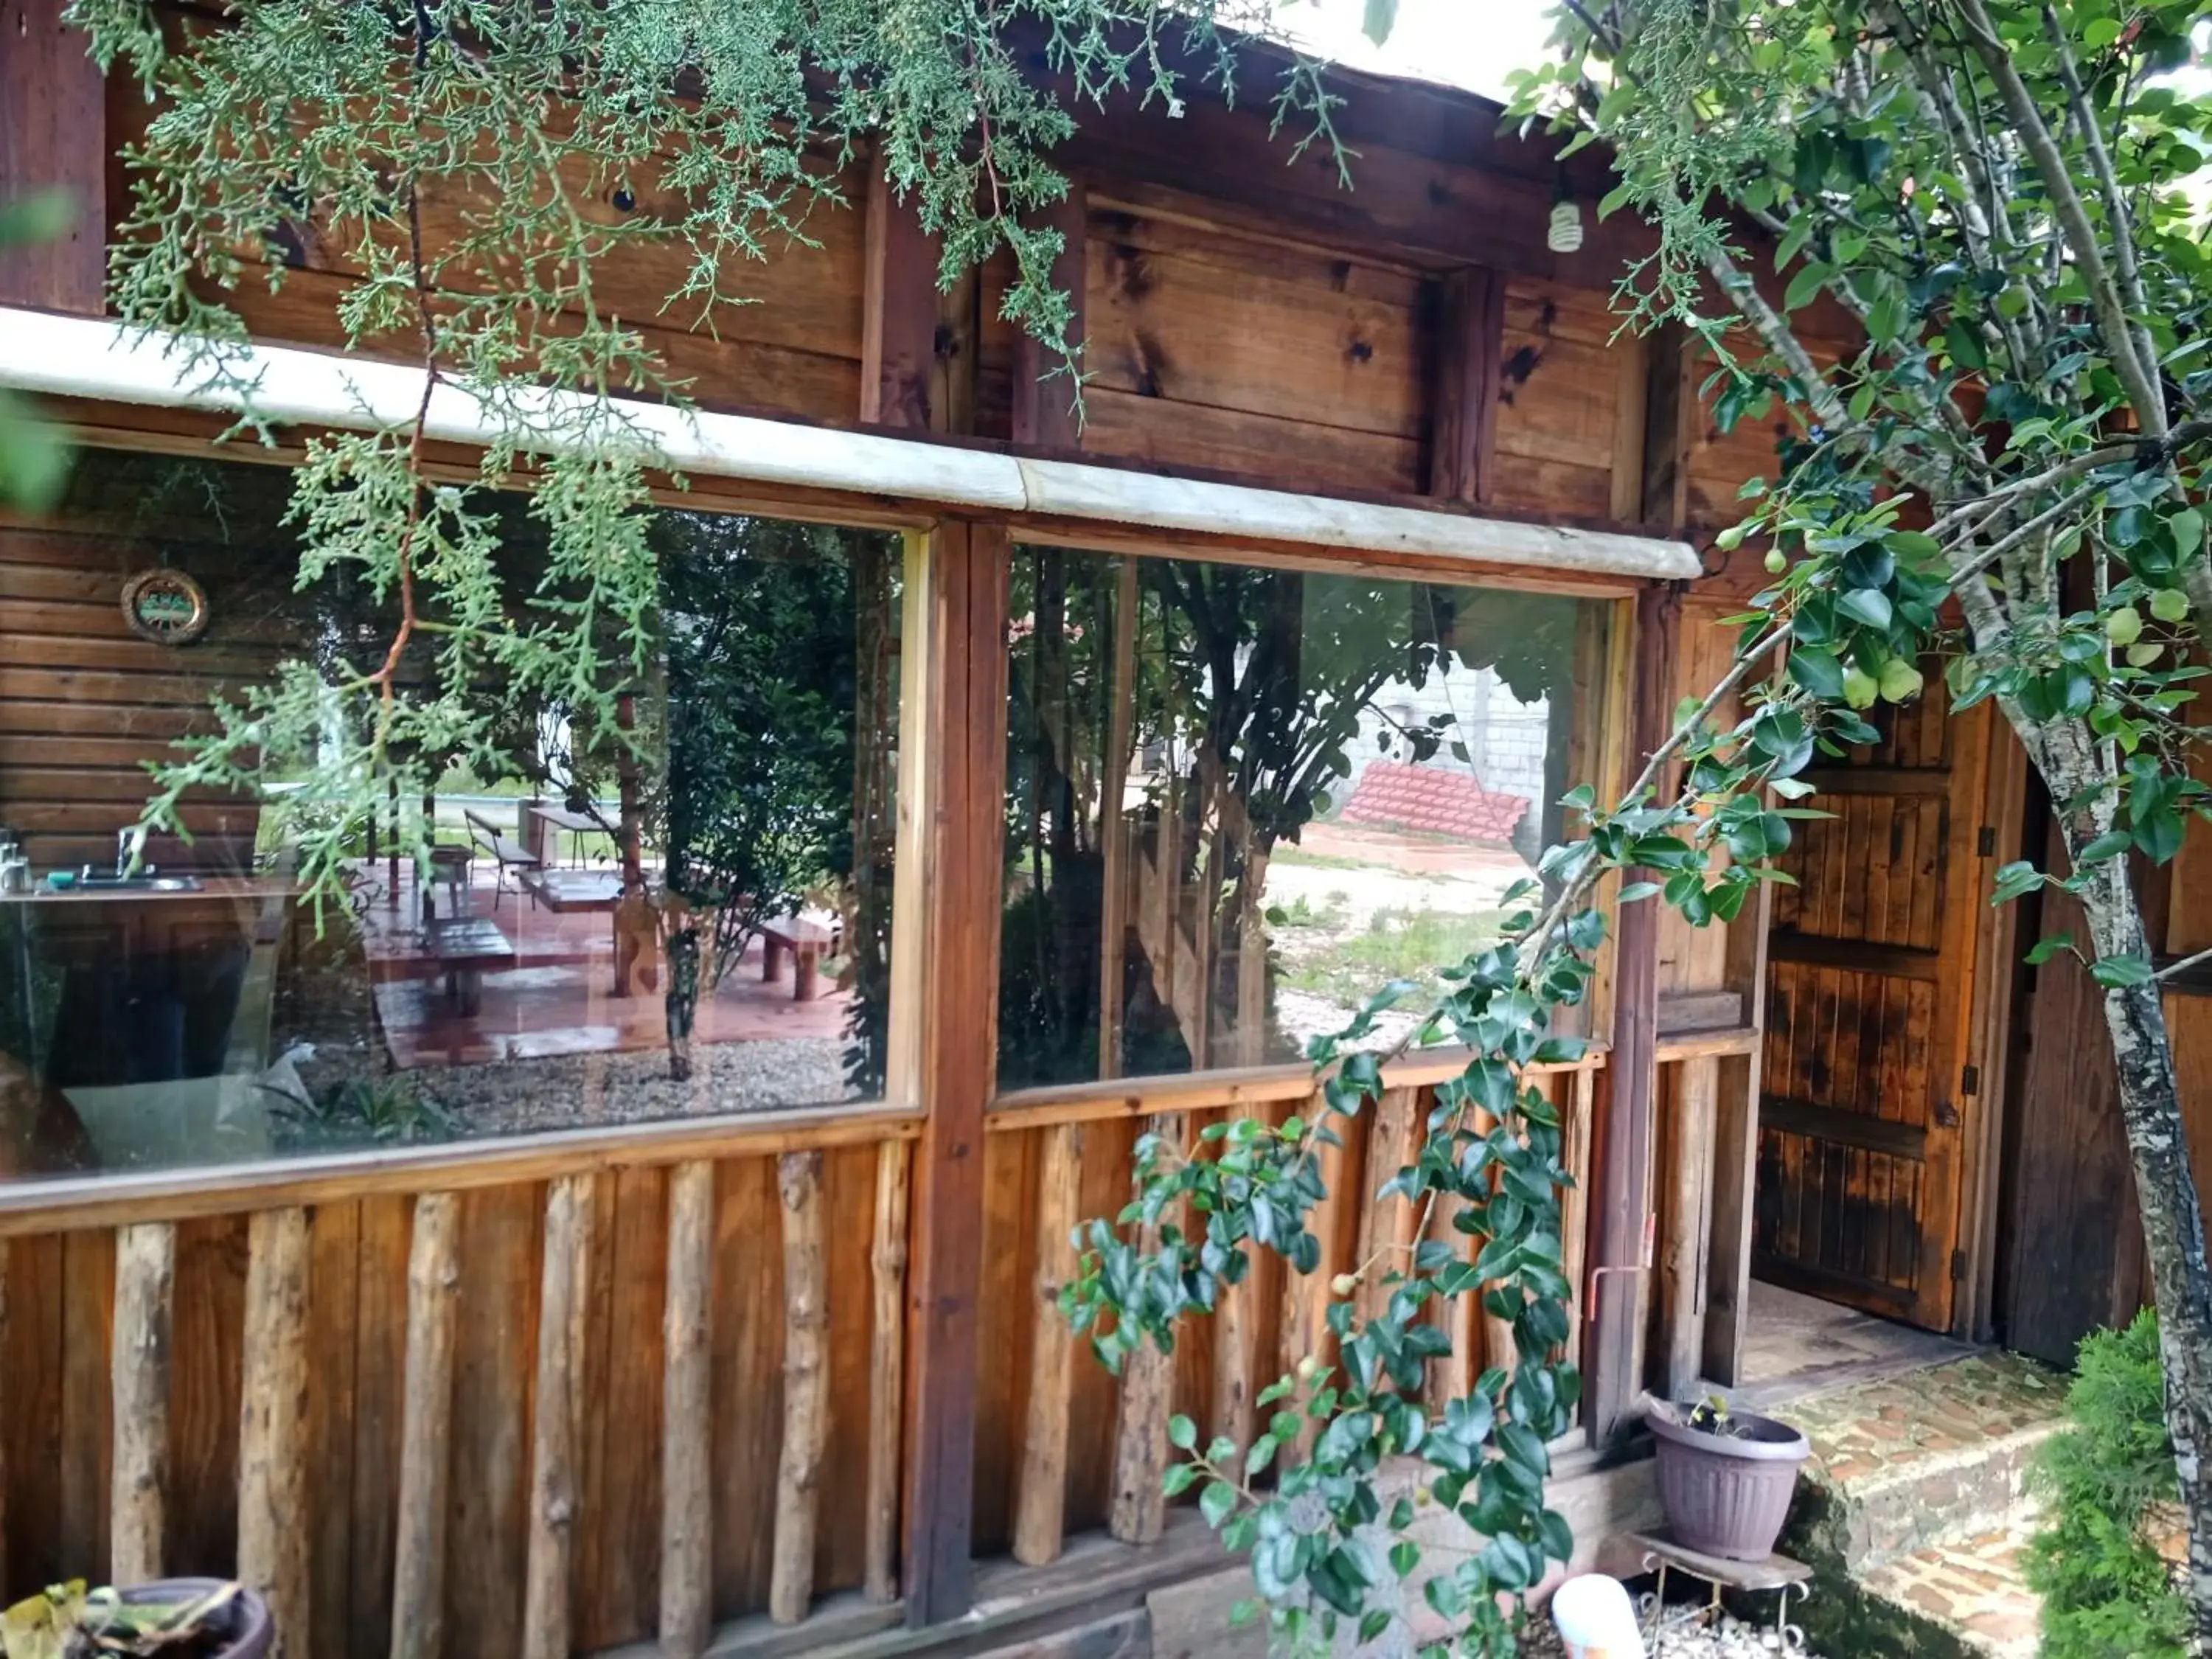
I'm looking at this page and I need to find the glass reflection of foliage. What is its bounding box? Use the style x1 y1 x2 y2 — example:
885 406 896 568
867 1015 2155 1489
999 547 1585 1091
654 514 899 1093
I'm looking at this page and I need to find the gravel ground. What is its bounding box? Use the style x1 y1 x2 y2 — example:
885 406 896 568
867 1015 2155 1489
1524 1602 1826 1657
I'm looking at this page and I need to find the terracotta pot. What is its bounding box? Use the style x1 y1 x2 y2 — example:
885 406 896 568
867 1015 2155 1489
1646 1405 1810 1562
117 1579 274 1659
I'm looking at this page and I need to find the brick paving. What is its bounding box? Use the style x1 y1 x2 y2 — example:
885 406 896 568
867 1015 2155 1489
1773 1352 2065 1658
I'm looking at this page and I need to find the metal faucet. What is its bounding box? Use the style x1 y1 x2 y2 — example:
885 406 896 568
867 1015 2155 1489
117 826 144 879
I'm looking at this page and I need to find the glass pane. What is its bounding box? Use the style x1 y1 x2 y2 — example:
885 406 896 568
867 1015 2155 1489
0 447 902 1179
997 546 1602 1091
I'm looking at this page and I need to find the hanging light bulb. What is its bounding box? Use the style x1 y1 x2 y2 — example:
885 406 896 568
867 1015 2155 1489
1548 196 1585 254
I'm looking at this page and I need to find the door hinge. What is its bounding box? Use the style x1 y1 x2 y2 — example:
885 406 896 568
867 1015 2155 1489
1933 1098 1961 1129
1977 825 1997 858
1961 1062 1980 1098
1952 1248 1969 1283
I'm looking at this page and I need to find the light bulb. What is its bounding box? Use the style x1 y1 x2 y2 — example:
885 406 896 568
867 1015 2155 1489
1548 198 1585 254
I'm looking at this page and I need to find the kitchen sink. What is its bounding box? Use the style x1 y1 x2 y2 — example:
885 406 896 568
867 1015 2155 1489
72 874 204 892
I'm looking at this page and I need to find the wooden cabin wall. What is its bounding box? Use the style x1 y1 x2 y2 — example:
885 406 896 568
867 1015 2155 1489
0 1119 911 1658
0 504 288 871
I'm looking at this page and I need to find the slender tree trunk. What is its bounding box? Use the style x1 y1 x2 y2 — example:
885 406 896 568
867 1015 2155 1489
2041 732 2212 1635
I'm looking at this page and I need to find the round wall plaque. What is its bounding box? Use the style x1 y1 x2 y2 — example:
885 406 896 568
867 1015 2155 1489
121 568 211 647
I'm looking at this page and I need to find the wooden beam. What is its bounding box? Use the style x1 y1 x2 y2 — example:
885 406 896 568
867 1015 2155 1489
392 1193 460 1659
1428 268 1502 505
1610 330 1653 526
523 1175 594 1659
1585 583 1679 1446
238 1206 312 1657
771 1151 830 1625
862 167 944 431
110 1221 175 1585
0 0 106 314
1096 557 1140 1081
1278 1105 1353 1430
1352 1089 1421 1337
1012 1122 1084 1566
1659 1060 1719 1402
1012 181 1089 456
1638 324 1697 535
659 1162 714 1658
864 1138 911 1604
1109 1112 1187 1545
900 521 1011 1627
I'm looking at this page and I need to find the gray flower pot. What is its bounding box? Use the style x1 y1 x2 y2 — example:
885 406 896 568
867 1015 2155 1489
1646 1405 1811 1561
119 1579 274 1659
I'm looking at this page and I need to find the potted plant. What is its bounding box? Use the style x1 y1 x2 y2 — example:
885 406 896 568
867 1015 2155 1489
1 1580 271 1659
1646 1395 1812 1561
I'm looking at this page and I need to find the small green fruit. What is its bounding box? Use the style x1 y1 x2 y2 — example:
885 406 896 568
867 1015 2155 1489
2127 641 2164 668
1878 657 1925 703
1764 549 1788 575
1716 522 1749 552
2152 587 2192 625
1295 1354 1322 1381
1842 665 1880 710
2104 606 2144 647
1329 1272 1358 1297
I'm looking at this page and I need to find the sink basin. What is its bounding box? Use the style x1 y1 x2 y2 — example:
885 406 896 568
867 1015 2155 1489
72 874 204 893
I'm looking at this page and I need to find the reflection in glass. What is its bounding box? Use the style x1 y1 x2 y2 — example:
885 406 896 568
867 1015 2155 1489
998 547 1600 1091
0 448 901 1178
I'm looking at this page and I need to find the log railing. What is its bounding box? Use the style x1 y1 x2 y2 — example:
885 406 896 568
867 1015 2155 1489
0 1105 922 1659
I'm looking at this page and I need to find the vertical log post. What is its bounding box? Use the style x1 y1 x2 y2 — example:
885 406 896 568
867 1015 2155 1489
771 1151 830 1625
111 1221 176 1585
864 1138 911 1604
391 1194 460 1659
1279 1110 1354 1440
1210 1106 1259 1452
1663 1059 1720 1399
1012 1123 1083 1565
1587 585 1680 1445
1352 1089 1421 1340
238 1207 312 1658
659 1162 714 1658
522 1176 594 1659
900 522 1010 1627
1109 1112 1187 1545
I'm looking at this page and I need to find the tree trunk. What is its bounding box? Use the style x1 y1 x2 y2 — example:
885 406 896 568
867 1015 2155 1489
2040 730 2212 1637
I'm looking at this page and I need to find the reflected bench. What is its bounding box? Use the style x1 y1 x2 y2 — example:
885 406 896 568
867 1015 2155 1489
760 914 838 1001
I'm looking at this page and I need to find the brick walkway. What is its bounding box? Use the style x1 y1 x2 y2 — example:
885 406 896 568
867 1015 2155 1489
1774 1352 2065 1658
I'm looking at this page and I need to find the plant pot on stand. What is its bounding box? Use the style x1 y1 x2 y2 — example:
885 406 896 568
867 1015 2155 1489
1646 1401 1812 1562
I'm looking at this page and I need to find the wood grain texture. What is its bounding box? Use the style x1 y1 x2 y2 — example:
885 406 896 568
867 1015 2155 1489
1012 184 1088 454
1108 1112 1186 1545
862 167 943 430
391 1194 460 1659
864 1138 911 1604
771 1152 830 1624
523 1175 594 1659
659 1162 714 1658
1659 1060 1718 1401
901 522 1011 1627
111 1221 176 1585
1012 1123 1082 1566
0 0 106 313
238 1208 311 1659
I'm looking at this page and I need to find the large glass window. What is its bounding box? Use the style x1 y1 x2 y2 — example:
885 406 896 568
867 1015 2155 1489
0 448 902 1178
997 546 1604 1091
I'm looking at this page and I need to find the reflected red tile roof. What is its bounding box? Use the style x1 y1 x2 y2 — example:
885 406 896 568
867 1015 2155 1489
1338 760 1527 843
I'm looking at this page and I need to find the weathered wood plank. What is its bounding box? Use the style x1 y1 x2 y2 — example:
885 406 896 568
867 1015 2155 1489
1012 183 1088 454
660 1162 714 1658
391 1194 460 1659
901 522 1011 1626
1661 1060 1719 1401
239 1208 312 1658
522 1175 594 1659
771 1152 830 1624
0 0 106 313
863 1138 911 1604
862 166 943 430
1108 1111 1187 1545
1012 1123 1083 1565
1208 1104 1260 1455
111 1221 177 1585
1429 267 1501 504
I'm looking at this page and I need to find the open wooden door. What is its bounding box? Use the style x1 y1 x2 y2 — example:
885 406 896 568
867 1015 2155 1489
1752 681 1992 1331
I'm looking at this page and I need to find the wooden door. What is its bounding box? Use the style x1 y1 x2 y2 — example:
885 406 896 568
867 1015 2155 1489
1753 684 1992 1331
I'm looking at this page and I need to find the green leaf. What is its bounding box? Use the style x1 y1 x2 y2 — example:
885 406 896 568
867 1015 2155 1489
1784 261 1832 312
2090 954 2156 990
1199 1478 1238 1528
1991 861 2045 905
1787 648 1846 700
1837 588 1893 630
2078 832 2133 866
2023 933 2075 967
1167 1414 1196 1451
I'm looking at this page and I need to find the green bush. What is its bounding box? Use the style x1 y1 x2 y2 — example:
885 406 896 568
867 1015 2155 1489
2025 1310 2191 1659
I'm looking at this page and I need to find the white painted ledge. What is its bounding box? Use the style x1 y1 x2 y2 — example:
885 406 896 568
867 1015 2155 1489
0 307 1700 582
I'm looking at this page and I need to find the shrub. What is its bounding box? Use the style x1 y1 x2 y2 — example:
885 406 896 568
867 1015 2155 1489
2025 1310 2190 1659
